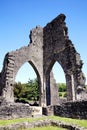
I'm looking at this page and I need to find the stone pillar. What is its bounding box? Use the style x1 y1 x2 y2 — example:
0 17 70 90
46 75 51 106
40 76 47 107
0 53 15 103
2 81 14 102
71 74 76 101
50 72 59 105
66 73 77 101
66 74 72 101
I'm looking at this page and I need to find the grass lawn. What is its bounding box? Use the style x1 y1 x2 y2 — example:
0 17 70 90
49 116 87 128
21 126 67 130
0 116 87 129
0 117 45 126
59 92 66 98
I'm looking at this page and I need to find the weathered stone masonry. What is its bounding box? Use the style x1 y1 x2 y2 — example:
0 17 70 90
0 14 86 107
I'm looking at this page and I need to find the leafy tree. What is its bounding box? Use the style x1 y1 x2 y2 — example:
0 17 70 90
56 83 67 98
24 78 39 101
14 78 39 102
14 82 26 99
57 83 66 92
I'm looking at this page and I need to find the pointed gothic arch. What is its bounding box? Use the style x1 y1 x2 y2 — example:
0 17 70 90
52 61 66 83
14 61 42 105
45 59 67 105
15 62 36 83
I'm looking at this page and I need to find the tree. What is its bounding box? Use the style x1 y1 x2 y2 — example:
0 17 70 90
56 83 67 98
14 82 26 99
57 83 66 92
26 78 39 101
14 78 39 102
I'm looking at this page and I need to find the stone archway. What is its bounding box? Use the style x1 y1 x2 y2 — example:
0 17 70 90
14 61 42 105
43 14 86 104
52 62 66 99
0 14 86 106
0 26 44 105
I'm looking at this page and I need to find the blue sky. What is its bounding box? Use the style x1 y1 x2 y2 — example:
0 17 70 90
0 0 87 84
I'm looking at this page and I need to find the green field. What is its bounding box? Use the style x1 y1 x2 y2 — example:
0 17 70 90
0 116 87 129
21 126 67 130
49 116 87 128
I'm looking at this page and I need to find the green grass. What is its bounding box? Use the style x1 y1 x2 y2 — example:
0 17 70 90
0 116 87 129
21 126 67 130
59 92 66 98
49 116 87 128
0 117 46 126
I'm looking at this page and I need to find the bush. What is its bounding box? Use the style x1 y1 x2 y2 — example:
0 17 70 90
59 92 62 97
57 83 66 92
64 92 67 97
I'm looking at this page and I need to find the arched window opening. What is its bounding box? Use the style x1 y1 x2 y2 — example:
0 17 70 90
51 62 67 100
14 62 40 106
15 62 36 83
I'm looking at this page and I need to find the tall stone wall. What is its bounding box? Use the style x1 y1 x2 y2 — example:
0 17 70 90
0 25 58 106
43 14 86 102
0 14 86 107
0 26 44 105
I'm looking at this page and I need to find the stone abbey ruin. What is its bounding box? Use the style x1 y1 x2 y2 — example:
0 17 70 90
0 14 87 119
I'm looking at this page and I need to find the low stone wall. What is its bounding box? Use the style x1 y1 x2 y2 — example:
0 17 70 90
54 100 87 119
1 100 87 119
0 119 86 130
0 103 32 119
42 105 54 116
0 102 43 119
